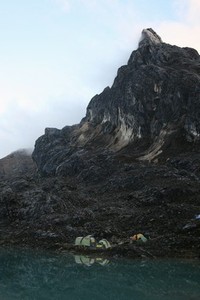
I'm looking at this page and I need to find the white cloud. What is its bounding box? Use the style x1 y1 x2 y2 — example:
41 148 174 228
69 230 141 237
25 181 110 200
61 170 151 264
158 0 200 52
186 0 200 24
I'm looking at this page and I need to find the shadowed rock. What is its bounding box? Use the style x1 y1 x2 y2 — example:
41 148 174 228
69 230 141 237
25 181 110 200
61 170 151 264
32 28 200 175
0 29 200 258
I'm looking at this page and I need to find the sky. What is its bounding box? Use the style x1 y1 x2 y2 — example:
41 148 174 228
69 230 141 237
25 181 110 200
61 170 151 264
0 0 200 158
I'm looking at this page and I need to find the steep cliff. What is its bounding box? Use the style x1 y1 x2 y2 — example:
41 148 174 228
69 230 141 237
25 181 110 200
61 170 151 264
1 29 200 258
32 28 200 176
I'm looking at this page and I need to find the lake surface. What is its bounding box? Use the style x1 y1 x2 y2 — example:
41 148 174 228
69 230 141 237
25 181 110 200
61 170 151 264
0 248 200 300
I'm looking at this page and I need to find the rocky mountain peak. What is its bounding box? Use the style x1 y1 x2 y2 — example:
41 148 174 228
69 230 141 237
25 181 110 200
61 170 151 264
1 29 200 259
32 28 200 175
138 28 163 47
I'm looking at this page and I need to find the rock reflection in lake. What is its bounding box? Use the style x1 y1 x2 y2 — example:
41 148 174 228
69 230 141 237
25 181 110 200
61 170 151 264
0 248 200 300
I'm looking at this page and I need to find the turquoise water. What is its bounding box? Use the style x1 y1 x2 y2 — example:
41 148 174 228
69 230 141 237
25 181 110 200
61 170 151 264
0 248 200 300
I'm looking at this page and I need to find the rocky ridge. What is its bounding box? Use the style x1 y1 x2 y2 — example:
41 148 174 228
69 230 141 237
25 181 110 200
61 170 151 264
0 29 200 258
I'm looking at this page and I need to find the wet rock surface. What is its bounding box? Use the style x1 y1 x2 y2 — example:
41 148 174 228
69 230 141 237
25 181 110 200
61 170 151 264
0 29 200 258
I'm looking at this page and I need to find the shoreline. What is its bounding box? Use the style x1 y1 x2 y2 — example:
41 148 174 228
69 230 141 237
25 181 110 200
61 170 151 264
1 232 199 260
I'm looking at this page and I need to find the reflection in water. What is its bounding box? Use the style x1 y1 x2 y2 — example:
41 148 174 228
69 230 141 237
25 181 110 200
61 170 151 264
74 255 109 266
0 248 200 300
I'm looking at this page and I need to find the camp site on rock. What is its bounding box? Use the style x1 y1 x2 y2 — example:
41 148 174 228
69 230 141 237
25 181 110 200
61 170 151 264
0 29 200 259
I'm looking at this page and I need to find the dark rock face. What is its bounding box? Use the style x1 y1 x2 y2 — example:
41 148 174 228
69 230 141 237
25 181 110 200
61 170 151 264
33 28 200 175
1 29 200 258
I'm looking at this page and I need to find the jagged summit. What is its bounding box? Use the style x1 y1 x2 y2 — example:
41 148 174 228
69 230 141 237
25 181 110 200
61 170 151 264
1 29 200 259
138 28 163 47
32 28 200 175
